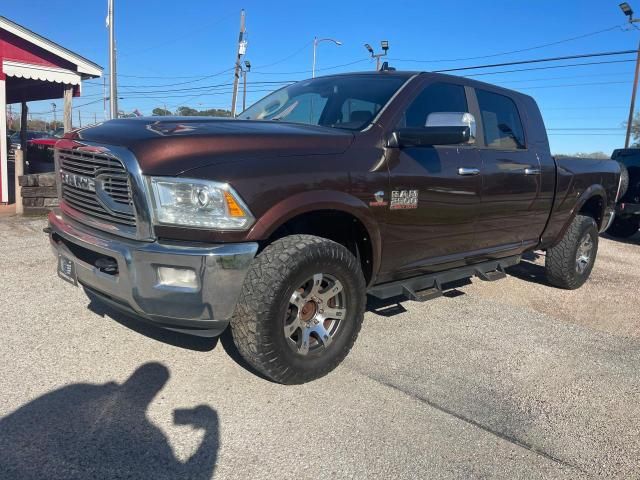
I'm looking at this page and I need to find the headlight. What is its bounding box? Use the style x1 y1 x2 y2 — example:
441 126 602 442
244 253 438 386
147 177 255 230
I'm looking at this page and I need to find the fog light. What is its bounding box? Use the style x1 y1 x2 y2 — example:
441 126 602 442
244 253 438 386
156 266 198 289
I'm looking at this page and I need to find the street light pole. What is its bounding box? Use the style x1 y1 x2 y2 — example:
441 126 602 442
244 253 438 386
242 60 251 112
620 2 640 148
312 37 342 78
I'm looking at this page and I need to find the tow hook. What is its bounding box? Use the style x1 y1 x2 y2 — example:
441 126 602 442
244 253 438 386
95 258 118 274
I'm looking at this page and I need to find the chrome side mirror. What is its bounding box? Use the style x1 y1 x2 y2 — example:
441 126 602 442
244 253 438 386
425 112 476 145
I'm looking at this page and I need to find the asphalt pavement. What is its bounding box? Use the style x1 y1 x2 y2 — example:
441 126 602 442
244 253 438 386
0 216 639 479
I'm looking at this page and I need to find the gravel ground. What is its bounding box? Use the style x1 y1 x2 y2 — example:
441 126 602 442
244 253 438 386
0 216 639 479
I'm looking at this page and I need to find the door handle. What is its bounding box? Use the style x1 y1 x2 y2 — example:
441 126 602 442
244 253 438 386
457 167 480 176
524 168 541 175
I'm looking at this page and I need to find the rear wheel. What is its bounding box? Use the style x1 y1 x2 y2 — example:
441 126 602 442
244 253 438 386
545 214 599 289
231 234 366 384
606 216 640 238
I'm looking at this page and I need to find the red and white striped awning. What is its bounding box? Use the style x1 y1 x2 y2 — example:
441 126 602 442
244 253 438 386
3 60 82 86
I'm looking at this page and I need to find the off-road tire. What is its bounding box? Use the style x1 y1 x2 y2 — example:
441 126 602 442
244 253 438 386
231 235 366 384
606 216 640 238
545 214 598 289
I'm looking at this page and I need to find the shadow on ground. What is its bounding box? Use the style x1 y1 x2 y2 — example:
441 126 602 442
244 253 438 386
601 231 640 245
0 363 220 480
88 297 274 382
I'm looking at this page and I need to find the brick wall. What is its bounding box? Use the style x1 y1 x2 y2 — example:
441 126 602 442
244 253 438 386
18 173 58 215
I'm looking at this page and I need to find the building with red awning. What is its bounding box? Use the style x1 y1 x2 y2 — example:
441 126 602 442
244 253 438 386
0 16 102 203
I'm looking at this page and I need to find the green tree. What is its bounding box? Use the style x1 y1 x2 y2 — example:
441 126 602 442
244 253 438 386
176 106 199 116
630 111 640 147
152 107 172 116
172 106 232 117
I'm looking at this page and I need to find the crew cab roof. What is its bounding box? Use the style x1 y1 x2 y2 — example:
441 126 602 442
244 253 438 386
325 70 535 102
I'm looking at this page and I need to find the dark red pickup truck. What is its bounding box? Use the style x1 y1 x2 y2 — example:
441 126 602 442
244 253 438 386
48 71 621 383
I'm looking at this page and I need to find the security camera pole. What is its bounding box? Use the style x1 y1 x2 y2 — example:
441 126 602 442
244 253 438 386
621 2 640 148
364 41 389 71
231 9 247 117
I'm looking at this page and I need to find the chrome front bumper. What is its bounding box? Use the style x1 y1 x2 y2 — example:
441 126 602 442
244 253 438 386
48 209 258 336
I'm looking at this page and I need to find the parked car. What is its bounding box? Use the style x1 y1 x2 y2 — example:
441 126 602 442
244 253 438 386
25 137 57 173
608 148 640 238
8 130 53 161
47 71 621 384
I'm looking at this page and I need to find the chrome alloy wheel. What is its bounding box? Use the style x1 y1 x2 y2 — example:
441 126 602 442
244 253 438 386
575 232 594 274
284 273 347 356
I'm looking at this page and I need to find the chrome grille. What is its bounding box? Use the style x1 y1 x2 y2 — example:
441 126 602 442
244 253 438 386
57 149 136 227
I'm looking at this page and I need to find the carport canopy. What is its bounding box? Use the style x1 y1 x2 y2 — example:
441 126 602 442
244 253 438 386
0 16 102 203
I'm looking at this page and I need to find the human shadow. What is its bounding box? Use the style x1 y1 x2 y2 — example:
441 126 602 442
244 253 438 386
0 363 219 480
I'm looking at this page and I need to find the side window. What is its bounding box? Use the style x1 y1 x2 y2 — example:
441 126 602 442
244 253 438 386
276 93 328 124
401 83 468 128
340 98 380 127
476 89 526 149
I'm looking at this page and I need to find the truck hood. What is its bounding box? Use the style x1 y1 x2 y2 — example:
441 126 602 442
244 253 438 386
67 117 355 176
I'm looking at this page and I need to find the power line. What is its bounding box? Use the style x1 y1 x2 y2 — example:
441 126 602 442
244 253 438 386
85 67 236 88
433 49 637 73
489 71 634 84
516 80 629 90
252 40 314 70
466 59 636 78
390 24 626 64
118 10 236 58
251 58 370 75
115 80 295 95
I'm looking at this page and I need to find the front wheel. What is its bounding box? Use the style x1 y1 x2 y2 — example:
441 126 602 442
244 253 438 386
545 214 599 289
231 235 366 384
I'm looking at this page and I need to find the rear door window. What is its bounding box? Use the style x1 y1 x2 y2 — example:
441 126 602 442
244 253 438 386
476 89 526 149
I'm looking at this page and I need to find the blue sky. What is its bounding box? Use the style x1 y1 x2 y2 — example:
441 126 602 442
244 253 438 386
5 0 640 154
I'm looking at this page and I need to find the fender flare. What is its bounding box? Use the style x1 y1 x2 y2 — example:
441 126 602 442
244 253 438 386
246 190 383 281
550 184 608 247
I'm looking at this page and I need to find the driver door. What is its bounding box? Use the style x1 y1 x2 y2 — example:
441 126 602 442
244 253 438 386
379 82 482 279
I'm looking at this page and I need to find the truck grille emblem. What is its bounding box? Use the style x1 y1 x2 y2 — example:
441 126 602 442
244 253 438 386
60 171 96 192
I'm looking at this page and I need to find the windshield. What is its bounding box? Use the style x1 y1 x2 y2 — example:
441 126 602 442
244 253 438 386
240 75 407 130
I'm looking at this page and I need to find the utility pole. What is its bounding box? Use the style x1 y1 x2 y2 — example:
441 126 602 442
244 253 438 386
108 0 118 119
620 3 640 148
78 110 82 128
364 41 389 71
230 9 246 117
626 38 640 148
63 86 72 132
51 103 57 128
